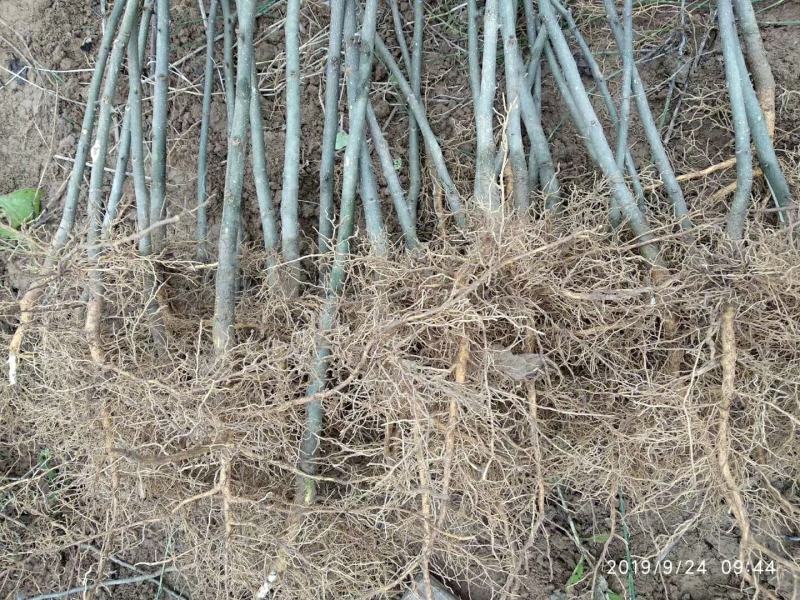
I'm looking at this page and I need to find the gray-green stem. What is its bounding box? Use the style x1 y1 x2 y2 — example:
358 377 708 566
211 0 258 355
318 0 346 253
542 0 661 264
280 0 303 295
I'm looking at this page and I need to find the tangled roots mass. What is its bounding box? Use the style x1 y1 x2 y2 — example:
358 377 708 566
2 217 800 598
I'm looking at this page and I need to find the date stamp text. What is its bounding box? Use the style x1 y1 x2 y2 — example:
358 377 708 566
606 559 776 577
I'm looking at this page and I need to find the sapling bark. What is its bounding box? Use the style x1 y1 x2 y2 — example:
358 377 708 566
732 0 775 138
467 0 480 110
84 0 143 365
386 0 423 217
541 0 661 264
388 0 412 72
86 0 142 259
359 149 389 257
407 0 424 218
57 0 126 250
516 57 560 210
367 103 419 248
150 0 171 251
127 24 151 256
550 0 646 217
212 0 258 355
522 0 538 69
617 0 633 169
196 0 220 262
499 0 530 211
343 0 387 257
220 0 235 128
544 44 588 152
374 36 466 228
521 0 541 191
318 0 346 253
524 26 549 88
102 0 155 237
103 0 155 234
732 29 794 225
551 1 636 176
718 0 753 240
602 0 692 231
280 0 303 294
298 0 380 505
474 0 500 214
129 22 167 350
250 64 280 283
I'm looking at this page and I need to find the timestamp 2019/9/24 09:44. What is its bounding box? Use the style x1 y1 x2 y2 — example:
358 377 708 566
606 559 777 577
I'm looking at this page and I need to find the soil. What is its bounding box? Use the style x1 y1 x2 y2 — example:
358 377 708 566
1 0 799 599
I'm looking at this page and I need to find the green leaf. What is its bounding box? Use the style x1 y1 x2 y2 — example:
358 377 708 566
335 130 349 151
606 592 623 600
0 188 43 239
586 533 611 544
0 188 42 228
393 157 403 171
567 557 585 588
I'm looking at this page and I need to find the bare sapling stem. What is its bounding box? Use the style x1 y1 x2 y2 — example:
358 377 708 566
366 103 419 248
318 0 346 254
467 0 481 110
718 0 753 240
387 0 423 217
250 64 280 284
388 0 412 72
86 0 142 258
474 0 500 215
541 0 661 264
522 0 541 191
297 0 380 505
524 25 549 88
280 0 303 295
103 118 132 231
732 0 775 138
544 44 588 154
103 0 155 235
84 0 143 366
499 0 529 211
517 56 560 210
542 36 612 219
375 36 466 228
550 0 646 217
128 19 167 350
211 0 258 356
196 0 220 262
407 0 423 218
56 0 126 250
551 1 616 128
220 0 235 128
149 0 171 251
343 0 387 257
617 0 633 169
127 22 152 256
732 39 794 225
360 150 389 256
601 0 692 231
522 0 538 71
